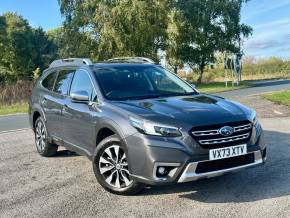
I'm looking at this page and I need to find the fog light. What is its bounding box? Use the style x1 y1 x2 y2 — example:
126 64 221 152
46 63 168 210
157 167 167 175
154 164 180 179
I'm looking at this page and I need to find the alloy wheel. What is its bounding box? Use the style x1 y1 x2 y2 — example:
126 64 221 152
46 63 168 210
98 145 133 189
35 120 46 152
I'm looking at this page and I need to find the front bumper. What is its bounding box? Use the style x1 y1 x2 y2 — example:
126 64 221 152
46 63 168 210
177 150 264 183
125 128 266 186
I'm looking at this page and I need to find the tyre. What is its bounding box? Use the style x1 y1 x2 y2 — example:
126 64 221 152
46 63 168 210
34 116 58 157
93 135 145 195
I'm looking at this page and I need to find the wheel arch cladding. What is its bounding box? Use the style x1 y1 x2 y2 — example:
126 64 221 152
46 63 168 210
96 127 116 146
33 111 41 129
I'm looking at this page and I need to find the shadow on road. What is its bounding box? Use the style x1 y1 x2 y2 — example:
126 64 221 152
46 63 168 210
142 130 290 203
53 150 80 158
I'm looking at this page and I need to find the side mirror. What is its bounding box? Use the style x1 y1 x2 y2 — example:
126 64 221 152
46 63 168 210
71 90 89 103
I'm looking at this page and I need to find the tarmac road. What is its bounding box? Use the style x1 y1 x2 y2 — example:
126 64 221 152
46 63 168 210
0 79 289 133
0 118 290 218
217 79 290 99
0 114 29 132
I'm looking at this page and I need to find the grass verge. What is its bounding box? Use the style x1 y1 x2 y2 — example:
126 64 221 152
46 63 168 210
0 102 28 116
263 90 290 106
196 81 252 94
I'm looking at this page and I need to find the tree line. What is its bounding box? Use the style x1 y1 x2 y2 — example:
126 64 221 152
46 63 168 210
0 0 252 84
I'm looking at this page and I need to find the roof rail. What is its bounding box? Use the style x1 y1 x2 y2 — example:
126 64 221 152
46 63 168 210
106 57 155 64
49 58 93 68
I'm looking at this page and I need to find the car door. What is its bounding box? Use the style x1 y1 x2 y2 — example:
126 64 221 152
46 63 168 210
51 69 75 140
62 69 97 155
40 70 60 138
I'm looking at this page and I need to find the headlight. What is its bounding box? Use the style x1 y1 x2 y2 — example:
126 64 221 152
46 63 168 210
129 117 182 137
250 110 259 126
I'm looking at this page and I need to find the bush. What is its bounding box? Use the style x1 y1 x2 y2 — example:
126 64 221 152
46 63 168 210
0 80 33 105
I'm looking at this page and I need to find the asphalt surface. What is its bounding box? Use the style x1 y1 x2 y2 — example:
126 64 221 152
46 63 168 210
0 114 29 132
217 79 290 98
0 118 290 218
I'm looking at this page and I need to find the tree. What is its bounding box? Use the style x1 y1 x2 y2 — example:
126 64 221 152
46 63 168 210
0 12 36 82
58 0 170 61
32 27 58 70
166 10 184 74
47 26 97 59
174 0 252 83
0 13 59 83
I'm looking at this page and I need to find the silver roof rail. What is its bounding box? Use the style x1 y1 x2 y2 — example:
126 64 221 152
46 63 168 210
106 57 155 64
49 58 93 68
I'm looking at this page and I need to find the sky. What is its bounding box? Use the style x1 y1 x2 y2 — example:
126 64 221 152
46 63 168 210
0 0 290 59
241 0 290 59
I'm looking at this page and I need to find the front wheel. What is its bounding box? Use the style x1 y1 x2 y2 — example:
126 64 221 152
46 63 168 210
93 135 144 195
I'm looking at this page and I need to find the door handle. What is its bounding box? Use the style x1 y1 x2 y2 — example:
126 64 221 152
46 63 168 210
63 104 68 111
41 97 47 105
62 104 68 115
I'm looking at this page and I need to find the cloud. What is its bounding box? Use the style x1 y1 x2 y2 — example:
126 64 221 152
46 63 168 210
279 46 290 52
254 19 290 30
244 31 289 52
245 39 283 50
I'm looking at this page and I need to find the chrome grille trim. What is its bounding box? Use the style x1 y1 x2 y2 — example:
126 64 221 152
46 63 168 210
199 133 250 145
234 124 252 132
192 129 219 136
192 123 252 136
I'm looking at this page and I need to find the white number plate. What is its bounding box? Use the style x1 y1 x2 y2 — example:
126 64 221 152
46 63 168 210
209 144 247 160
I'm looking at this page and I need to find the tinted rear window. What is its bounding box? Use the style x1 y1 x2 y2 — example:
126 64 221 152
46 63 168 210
42 72 57 90
54 70 74 95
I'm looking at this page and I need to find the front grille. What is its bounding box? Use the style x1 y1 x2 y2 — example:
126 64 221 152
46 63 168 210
199 133 250 145
191 121 252 149
195 153 255 174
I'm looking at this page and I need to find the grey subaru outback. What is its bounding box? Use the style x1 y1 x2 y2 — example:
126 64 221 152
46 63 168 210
29 57 266 195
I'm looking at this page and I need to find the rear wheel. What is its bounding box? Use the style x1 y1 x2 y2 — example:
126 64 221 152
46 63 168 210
34 117 58 157
93 135 144 195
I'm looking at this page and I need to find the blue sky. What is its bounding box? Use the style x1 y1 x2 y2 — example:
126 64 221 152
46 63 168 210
0 0 290 59
241 0 290 59
0 0 62 30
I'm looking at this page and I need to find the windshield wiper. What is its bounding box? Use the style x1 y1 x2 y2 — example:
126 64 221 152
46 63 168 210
127 94 162 100
112 94 162 101
157 92 199 97
112 92 198 101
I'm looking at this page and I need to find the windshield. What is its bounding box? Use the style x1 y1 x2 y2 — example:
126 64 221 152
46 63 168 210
94 65 197 100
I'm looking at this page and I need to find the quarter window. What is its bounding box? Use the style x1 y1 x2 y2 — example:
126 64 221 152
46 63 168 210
54 70 74 95
42 71 57 91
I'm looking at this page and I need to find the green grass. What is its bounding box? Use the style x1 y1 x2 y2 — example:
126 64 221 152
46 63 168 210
263 90 290 106
196 81 252 94
0 102 28 116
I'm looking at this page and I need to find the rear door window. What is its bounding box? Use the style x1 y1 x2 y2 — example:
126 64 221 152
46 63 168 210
42 71 58 91
54 70 75 95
